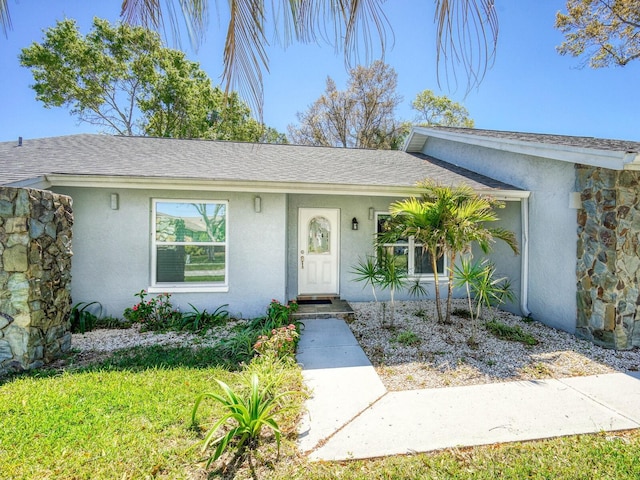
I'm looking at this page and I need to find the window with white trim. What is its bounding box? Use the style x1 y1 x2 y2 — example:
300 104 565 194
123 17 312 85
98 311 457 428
376 213 445 277
152 200 228 291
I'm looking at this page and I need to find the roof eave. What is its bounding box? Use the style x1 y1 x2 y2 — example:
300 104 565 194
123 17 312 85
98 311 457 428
45 174 529 200
407 126 640 171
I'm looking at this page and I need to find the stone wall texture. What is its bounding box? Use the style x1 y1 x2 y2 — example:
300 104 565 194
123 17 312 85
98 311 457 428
576 166 640 349
0 187 73 374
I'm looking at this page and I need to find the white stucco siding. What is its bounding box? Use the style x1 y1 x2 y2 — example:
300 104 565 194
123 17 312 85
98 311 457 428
423 137 577 333
54 187 287 319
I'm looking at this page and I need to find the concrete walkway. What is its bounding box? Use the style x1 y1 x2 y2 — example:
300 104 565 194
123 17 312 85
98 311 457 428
296 318 640 461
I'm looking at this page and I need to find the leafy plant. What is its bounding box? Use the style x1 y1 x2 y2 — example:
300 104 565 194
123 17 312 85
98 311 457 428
123 290 180 331
254 324 300 358
454 258 516 344
191 374 294 466
393 330 421 347
485 319 539 346
70 301 102 334
351 251 407 327
219 329 261 364
178 303 229 332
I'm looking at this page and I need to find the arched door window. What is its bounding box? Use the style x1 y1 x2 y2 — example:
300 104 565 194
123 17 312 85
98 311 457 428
308 216 331 253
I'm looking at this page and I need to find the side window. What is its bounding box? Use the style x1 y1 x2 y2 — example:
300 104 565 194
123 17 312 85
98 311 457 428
152 200 228 290
375 212 445 277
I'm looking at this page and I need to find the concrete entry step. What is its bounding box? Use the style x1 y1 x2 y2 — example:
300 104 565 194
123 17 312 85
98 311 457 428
293 298 354 321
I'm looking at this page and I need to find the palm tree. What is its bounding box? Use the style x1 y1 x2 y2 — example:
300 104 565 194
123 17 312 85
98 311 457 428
381 181 518 324
0 1 498 112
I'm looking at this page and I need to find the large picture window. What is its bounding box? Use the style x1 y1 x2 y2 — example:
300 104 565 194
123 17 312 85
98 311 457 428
152 200 228 291
376 213 445 277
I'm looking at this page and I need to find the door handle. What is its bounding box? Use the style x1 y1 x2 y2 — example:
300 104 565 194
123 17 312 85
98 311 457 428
300 255 305 269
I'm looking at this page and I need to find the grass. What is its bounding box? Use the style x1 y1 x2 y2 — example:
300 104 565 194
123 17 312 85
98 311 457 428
0 343 304 479
1 324 639 478
485 319 539 346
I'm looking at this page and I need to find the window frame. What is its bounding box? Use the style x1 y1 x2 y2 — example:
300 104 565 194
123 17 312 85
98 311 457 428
149 198 229 293
375 212 446 279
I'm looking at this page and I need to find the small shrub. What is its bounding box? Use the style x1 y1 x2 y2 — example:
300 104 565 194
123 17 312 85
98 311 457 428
452 307 472 319
178 303 229 332
191 374 293 466
254 324 300 358
485 319 539 346
392 330 420 347
414 309 430 321
70 301 102 333
123 290 180 331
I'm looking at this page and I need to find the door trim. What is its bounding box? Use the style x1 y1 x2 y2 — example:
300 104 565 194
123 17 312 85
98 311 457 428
297 208 340 296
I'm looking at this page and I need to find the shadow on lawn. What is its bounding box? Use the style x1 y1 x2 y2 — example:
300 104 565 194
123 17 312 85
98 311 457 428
0 344 242 386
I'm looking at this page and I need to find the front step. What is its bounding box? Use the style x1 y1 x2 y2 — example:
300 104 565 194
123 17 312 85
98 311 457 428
293 297 355 321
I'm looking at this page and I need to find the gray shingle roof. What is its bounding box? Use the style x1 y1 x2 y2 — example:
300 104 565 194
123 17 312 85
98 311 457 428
423 126 640 153
0 134 520 192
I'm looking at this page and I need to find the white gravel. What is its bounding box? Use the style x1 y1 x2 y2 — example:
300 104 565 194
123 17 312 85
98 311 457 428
70 301 639 392
71 321 241 353
349 300 640 391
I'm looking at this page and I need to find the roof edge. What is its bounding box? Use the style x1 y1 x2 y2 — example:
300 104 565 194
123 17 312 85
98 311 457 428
406 127 640 170
45 174 530 200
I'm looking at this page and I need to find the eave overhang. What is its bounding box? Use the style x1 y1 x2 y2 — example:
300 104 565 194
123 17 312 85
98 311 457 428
405 127 640 171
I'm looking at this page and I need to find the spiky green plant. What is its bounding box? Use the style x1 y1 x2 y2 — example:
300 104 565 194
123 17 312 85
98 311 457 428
192 374 295 466
454 258 516 344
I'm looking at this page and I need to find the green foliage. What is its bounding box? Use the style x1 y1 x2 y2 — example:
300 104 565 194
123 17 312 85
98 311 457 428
556 0 640 68
485 320 539 346
411 89 474 127
70 301 102 334
384 181 519 324
351 251 407 327
254 325 300 358
123 290 180 331
178 303 229 332
191 374 294 466
288 60 408 149
392 330 421 347
454 258 515 344
19 18 286 141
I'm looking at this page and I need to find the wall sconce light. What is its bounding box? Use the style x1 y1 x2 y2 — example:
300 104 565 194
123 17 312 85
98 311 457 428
110 193 119 210
254 196 262 213
568 192 581 209
352 217 359 230
368 207 374 220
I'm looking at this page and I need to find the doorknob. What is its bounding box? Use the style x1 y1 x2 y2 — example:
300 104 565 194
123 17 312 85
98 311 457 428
300 255 305 269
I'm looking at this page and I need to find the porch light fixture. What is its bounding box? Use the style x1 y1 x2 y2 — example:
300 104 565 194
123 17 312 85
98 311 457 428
569 192 581 209
110 193 119 210
254 196 262 213
369 207 374 220
352 217 359 230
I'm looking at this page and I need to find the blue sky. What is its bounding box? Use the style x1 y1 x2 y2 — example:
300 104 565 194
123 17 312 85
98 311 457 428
1 0 639 142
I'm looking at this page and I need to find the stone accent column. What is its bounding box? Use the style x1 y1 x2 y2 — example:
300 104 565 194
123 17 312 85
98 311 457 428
0 187 73 374
576 166 640 349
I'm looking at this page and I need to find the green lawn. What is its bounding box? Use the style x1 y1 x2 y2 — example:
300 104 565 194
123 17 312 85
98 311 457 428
1 343 639 479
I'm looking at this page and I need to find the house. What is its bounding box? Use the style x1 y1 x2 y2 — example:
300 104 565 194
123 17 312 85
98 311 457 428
406 126 640 350
1 127 639 363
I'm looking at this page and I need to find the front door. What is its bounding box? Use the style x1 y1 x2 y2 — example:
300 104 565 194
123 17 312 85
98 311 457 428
298 208 340 296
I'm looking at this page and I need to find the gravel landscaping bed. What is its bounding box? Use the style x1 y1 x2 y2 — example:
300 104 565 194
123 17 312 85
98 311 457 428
67 301 639 392
349 300 640 391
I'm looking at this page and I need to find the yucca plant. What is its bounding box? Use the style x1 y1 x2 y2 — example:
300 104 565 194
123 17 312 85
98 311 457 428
454 258 515 345
191 374 294 467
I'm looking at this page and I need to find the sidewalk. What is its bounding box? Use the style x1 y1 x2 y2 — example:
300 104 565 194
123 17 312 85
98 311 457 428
296 318 640 461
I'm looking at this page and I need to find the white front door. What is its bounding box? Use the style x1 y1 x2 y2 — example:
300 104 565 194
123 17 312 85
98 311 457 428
298 208 340 296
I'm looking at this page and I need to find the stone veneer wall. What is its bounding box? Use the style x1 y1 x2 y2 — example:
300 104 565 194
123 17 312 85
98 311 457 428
576 166 640 350
0 187 73 374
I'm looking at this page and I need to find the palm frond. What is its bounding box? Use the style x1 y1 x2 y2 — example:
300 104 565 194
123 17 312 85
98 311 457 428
0 0 11 37
434 0 499 93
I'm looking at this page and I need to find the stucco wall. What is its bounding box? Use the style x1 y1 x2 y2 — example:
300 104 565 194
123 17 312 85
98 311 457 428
53 187 287 319
423 137 577 333
286 194 522 310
